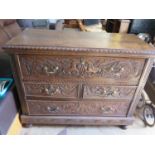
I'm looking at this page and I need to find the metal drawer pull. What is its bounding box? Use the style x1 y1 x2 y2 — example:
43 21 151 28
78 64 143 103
121 67 124 71
44 87 60 95
43 66 59 74
101 106 113 113
44 88 50 94
47 106 59 112
112 90 118 95
111 67 124 72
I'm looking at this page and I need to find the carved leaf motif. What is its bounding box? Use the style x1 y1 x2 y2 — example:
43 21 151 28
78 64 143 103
24 83 78 98
83 85 136 99
20 56 144 82
44 84 77 96
28 101 129 116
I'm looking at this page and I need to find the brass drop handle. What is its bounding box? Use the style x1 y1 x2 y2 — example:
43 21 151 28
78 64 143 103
47 106 59 112
111 67 114 71
103 90 118 96
81 61 85 65
44 87 60 95
44 88 50 95
111 67 124 72
121 67 124 71
101 106 113 113
43 66 59 74
112 90 118 95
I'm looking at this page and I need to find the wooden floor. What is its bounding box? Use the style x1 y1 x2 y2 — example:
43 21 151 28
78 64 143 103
7 114 22 135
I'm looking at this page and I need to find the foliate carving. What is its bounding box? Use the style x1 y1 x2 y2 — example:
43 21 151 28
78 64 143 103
78 101 130 116
20 56 144 81
24 83 78 98
20 56 35 75
28 100 130 116
83 85 136 99
28 101 79 115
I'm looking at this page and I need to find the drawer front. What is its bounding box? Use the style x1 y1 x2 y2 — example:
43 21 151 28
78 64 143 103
24 83 79 99
83 85 136 100
18 55 145 85
27 100 130 116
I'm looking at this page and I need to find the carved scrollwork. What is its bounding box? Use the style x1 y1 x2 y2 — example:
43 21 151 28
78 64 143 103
78 101 130 116
28 100 130 116
42 84 77 96
24 83 78 98
83 85 136 99
39 57 143 78
19 56 144 83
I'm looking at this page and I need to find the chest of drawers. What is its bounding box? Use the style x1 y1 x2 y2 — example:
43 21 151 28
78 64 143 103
3 29 155 127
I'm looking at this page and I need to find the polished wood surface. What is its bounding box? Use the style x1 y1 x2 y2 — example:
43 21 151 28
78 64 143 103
3 29 155 126
4 29 155 56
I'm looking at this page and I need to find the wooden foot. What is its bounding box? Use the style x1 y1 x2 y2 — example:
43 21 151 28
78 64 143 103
22 124 33 128
119 125 127 130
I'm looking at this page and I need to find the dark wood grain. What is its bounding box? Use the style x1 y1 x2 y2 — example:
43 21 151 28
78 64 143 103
4 29 154 51
26 100 130 116
21 115 134 126
18 55 145 85
3 29 155 126
24 82 79 99
83 85 136 100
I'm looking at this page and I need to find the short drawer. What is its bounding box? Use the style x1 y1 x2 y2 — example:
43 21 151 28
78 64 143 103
24 82 79 99
27 100 130 117
83 84 136 100
18 55 145 85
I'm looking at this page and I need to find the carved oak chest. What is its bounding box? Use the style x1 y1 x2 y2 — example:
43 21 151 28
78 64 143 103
3 29 155 127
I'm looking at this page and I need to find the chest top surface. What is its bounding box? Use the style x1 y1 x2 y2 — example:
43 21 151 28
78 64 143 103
3 28 155 57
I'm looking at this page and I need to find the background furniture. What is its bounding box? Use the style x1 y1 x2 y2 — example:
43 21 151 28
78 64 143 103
17 19 57 30
0 86 18 134
0 19 21 134
56 19 104 32
4 29 155 127
0 19 21 77
0 19 21 53
129 20 155 102
106 19 131 33
145 66 155 103
129 19 155 39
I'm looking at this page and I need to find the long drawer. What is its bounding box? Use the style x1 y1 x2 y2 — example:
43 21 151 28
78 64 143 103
18 55 145 85
27 100 130 117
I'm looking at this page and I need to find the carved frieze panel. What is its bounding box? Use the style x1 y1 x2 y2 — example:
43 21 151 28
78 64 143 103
19 55 145 84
